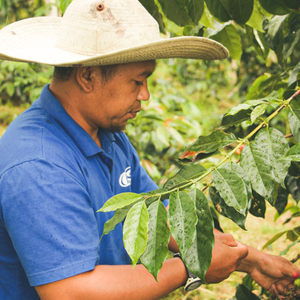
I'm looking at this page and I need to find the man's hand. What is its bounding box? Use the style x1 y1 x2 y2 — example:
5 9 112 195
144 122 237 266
236 245 300 298
205 232 248 283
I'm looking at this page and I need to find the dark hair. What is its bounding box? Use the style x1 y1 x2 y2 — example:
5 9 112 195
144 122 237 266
53 64 119 84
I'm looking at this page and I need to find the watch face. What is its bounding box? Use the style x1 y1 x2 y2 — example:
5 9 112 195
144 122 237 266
185 279 202 291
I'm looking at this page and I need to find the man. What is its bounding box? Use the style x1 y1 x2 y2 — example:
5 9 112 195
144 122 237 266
0 0 298 299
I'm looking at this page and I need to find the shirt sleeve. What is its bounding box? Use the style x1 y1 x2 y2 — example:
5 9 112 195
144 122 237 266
0 159 100 286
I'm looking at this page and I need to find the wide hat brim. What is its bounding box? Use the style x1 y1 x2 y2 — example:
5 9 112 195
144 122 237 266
0 16 229 67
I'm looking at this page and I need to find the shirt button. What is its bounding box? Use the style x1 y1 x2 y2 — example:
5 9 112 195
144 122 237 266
104 158 110 164
108 147 112 154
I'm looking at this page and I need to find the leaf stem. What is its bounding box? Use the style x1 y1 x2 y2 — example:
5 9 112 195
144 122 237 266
150 89 300 199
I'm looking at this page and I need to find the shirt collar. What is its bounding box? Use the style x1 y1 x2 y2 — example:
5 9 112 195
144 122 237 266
39 84 115 157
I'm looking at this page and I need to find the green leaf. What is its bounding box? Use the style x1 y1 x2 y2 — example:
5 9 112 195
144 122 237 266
250 103 268 123
212 167 248 215
288 62 300 87
274 184 289 215
156 126 170 147
280 143 300 162
284 0 300 9
123 201 149 267
263 128 290 185
99 206 132 244
168 191 197 256
246 0 264 32
286 174 300 202
268 15 288 41
59 0 72 14
186 0 204 25
236 284 261 300
246 74 271 100
200 2 215 28
223 162 252 200
289 97 300 142
258 0 290 15
168 127 185 144
6 83 15 97
164 164 207 190
140 201 170 281
184 188 215 283
225 92 279 117
209 187 247 229
283 15 300 61
249 190 266 218
98 193 143 212
228 0 253 25
280 240 300 256
158 0 192 26
204 0 231 22
262 230 288 250
185 130 237 153
207 23 242 60
240 140 275 203
220 109 252 128
139 0 166 33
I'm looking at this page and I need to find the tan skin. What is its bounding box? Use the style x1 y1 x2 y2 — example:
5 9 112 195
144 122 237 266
35 61 300 300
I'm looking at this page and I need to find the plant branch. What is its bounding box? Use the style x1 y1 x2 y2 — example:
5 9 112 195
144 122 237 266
150 89 300 199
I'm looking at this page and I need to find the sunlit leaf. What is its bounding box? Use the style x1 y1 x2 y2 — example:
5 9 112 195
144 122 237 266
185 130 237 153
280 143 300 162
251 103 268 123
168 191 197 256
246 0 264 32
262 128 290 185
98 193 144 212
164 164 207 190
140 201 170 281
123 201 149 267
212 166 249 215
262 230 288 250
208 23 242 60
240 140 275 203
184 189 214 283
100 206 132 244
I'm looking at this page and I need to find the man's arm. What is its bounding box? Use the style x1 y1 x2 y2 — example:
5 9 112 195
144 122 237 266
35 259 187 300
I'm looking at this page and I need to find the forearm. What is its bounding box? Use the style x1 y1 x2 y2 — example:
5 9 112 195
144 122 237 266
35 258 187 300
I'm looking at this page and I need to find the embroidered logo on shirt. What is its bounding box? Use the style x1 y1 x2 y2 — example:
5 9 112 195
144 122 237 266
119 167 131 187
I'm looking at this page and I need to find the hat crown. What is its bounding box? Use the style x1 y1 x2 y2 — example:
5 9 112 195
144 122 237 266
56 0 161 56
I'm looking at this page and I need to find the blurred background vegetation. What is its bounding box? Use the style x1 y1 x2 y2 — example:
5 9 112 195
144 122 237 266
1 0 300 299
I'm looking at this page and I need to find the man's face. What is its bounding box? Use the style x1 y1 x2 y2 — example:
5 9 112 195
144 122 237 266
86 60 156 131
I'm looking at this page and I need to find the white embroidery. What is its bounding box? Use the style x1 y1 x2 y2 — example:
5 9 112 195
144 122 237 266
119 167 131 187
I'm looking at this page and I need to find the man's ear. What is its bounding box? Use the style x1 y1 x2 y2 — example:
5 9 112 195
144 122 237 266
75 67 99 93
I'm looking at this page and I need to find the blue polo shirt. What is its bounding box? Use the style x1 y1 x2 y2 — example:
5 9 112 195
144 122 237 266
0 85 159 299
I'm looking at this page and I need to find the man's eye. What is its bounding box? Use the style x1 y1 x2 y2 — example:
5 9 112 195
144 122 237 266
135 80 144 86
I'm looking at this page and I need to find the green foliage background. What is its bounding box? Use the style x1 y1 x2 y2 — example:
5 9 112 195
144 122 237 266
1 0 300 299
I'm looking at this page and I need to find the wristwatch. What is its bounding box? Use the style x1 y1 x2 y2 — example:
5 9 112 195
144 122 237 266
174 253 202 291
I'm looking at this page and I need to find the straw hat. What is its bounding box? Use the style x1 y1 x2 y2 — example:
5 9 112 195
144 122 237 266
0 0 229 67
